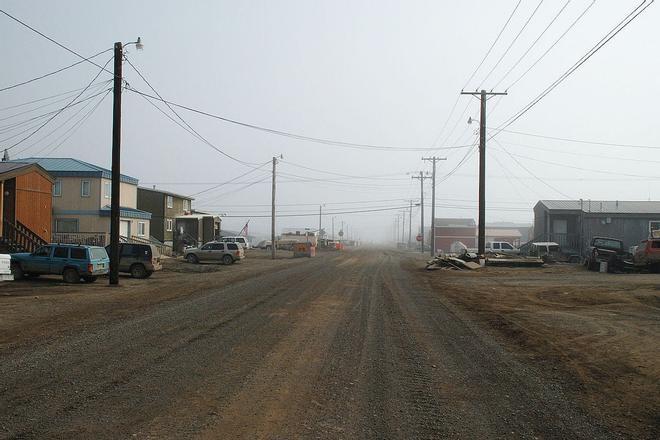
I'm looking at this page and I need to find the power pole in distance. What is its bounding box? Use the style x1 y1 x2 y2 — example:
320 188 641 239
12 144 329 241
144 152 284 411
408 200 413 249
422 156 446 257
271 156 280 260
109 42 123 286
411 171 431 253
460 89 506 257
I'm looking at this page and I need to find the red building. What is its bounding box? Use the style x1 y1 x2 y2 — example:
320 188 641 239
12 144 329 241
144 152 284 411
433 218 477 253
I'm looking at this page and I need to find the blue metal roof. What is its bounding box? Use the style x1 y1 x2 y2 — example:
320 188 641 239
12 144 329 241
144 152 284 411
10 158 139 185
100 206 152 220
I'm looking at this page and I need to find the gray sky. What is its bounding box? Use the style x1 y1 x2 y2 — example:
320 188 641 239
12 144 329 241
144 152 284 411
2 0 658 242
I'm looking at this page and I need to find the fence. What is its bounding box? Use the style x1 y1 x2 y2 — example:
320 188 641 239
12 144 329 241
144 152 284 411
52 232 108 247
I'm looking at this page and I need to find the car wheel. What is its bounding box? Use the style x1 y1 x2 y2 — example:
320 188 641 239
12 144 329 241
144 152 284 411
222 254 233 265
144 271 154 278
63 268 80 284
11 264 24 280
83 276 98 283
130 263 148 279
186 254 199 264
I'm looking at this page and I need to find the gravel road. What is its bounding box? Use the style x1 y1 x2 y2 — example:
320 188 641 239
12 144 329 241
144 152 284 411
0 250 617 439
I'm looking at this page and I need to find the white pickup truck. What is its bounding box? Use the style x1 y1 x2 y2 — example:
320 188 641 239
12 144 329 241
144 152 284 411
485 241 520 255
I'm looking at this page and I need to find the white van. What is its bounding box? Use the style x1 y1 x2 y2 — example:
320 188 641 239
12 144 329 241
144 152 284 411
220 236 251 249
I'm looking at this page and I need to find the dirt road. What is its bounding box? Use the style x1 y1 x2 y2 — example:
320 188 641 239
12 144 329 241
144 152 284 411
0 250 639 438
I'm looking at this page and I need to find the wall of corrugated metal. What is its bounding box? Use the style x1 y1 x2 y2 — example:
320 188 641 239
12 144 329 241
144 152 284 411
15 172 52 242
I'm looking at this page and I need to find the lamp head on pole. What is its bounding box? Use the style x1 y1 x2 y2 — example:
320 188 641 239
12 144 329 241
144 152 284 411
135 37 144 51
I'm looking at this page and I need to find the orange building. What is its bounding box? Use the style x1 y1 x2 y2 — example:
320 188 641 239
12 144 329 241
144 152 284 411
0 162 54 252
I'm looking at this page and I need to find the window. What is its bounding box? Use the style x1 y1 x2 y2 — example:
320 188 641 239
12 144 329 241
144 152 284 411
227 243 238 251
55 219 78 233
183 199 191 211
201 244 212 250
90 248 108 260
167 195 173 208
652 241 660 249
70 248 87 260
53 247 68 258
104 181 112 199
166 218 173 232
33 246 51 257
501 243 513 250
52 180 62 197
493 243 500 249
120 244 138 257
210 243 225 250
650 221 660 236
137 222 146 237
81 180 91 197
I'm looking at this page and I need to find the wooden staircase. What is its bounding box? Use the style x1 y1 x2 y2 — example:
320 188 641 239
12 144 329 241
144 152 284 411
0 220 48 254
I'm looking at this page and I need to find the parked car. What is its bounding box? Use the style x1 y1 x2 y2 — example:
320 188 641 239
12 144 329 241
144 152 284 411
585 236 630 272
105 243 162 278
485 241 520 255
528 242 580 263
256 240 272 250
632 238 660 272
11 244 109 283
220 236 251 249
184 241 245 264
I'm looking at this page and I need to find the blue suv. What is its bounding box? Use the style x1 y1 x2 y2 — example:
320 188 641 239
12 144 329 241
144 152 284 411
11 244 109 283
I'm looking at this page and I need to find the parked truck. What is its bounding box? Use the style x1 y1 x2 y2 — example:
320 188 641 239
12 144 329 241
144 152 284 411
584 237 630 273
632 238 660 273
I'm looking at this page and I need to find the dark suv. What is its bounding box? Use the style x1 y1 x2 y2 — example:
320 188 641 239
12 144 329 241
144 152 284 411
106 243 162 278
585 237 629 272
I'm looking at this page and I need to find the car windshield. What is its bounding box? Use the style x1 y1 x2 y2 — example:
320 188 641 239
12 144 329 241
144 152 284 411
593 238 622 250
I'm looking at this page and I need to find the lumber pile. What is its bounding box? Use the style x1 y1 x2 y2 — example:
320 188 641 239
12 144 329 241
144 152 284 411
426 255 482 271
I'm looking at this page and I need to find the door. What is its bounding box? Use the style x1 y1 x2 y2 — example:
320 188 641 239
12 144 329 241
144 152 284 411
209 242 225 261
198 243 214 261
27 245 52 273
50 246 70 274
120 220 131 239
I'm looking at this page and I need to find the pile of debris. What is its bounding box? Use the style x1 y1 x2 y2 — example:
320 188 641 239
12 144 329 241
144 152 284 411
426 253 482 271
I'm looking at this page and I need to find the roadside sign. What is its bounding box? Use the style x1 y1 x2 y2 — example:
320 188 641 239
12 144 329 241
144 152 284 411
338 230 344 237
416 234 422 242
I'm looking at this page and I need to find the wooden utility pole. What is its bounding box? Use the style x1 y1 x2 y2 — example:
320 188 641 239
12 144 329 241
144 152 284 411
422 156 446 257
460 89 506 256
411 171 431 253
109 42 123 285
408 200 413 249
271 156 277 260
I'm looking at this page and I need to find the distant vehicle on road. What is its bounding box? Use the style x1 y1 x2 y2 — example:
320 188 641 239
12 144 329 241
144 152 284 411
105 243 162 278
220 236 251 249
632 238 660 272
11 244 109 283
585 237 630 272
485 241 520 255
184 241 245 265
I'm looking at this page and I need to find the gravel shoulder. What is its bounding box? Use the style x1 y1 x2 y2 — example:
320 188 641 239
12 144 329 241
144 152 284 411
414 260 660 439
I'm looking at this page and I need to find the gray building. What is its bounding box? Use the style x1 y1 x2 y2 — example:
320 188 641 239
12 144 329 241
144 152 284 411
534 200 660 254
137 187 194 244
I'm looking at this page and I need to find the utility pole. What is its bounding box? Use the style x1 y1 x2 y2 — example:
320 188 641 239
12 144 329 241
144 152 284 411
271 156 278 260
422 156 447 257
460 89 507 257
411 171 431 253
318 204 323 242
400 210 405 246
408 200 413 249
109 42 123 286
332 217 335 241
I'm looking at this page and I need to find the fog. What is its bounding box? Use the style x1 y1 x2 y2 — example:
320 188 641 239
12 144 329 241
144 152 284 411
2 0 658 242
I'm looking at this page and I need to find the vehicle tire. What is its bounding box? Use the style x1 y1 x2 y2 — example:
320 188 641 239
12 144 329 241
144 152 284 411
130 263 148 279
83 276 98 283
11 264 24 280
63 268 80 284
186 254 199 264
222 254 234 265
144 271 153 278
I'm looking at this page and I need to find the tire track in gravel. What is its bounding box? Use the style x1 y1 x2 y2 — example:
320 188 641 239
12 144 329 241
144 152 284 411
0 254 341 439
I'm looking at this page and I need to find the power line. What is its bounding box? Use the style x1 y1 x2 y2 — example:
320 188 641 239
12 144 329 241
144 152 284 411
4 60 112 150
491 127 660 150
0 9 114 76
125 86 471 152
494 0 653 133
0 48 112 92
206 204 415 218
479 0 545 89
463 0 523 90
491 0 571 91
0 82 111 112
190 162 271 197
124 56 261 168
506 0 597 90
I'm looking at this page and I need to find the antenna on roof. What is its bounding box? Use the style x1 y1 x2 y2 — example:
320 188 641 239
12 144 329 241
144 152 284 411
2 149 8 161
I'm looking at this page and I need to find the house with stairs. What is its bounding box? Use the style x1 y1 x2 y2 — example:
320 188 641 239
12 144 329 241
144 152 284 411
0 162 54 253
